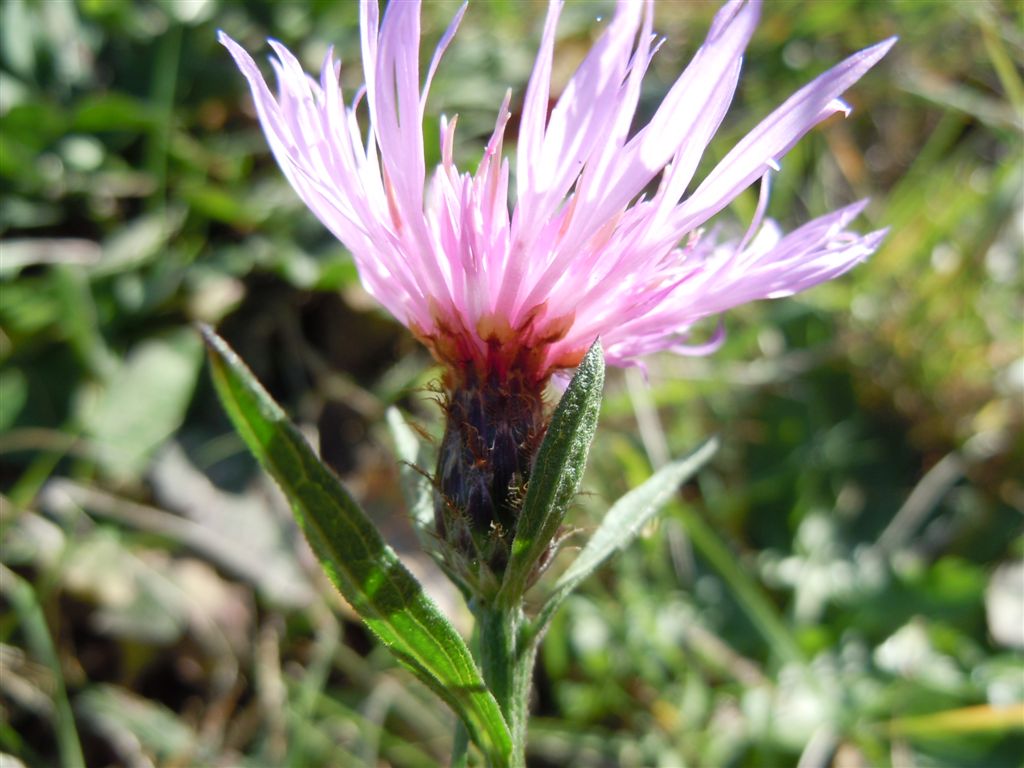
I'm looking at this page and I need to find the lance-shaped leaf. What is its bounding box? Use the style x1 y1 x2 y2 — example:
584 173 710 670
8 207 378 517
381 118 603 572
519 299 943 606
529 438 719 644
385 406 435 535
201 326 512 766
386 406 474 602
498 340 605 607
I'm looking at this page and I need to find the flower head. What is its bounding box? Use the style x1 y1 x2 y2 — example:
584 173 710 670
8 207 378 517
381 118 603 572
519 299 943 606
220 0 893 387
220 0 894 589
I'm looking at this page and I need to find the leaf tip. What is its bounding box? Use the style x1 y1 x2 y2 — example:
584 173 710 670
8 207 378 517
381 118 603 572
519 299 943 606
196 322 219 351
197 323 235 377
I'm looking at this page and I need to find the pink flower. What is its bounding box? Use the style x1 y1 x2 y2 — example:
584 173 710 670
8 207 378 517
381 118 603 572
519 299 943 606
220 0 894 386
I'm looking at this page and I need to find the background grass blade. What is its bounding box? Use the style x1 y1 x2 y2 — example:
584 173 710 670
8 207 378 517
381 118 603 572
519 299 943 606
885 704 1024 738
0 564 85 768
498 341 605 607
677 499 805 666
201 326 512 766
529 438 719 643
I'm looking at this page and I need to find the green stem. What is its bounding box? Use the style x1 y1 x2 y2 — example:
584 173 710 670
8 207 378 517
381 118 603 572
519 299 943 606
476 604 529 768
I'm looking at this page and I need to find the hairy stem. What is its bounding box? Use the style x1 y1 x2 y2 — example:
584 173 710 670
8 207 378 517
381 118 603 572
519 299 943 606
477 604 530 768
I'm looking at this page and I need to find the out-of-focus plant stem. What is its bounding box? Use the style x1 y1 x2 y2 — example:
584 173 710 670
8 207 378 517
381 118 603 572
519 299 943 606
1 565 85 768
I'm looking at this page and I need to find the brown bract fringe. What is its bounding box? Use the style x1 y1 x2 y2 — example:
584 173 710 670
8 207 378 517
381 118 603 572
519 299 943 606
433 363 547 594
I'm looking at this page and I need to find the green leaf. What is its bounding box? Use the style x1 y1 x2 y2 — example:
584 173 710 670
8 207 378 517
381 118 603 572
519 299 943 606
75 685 195 760
79 328 202 481
497 340 605 607
0 366 28 431
385 407 434 535
0 238 100 279
529 438 719 644
201 326 512 766
72 93 160 133
386 406 475 603
92 208 186 278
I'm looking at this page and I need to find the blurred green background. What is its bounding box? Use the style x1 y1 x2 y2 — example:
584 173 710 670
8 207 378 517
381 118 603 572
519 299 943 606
2 0 1022 766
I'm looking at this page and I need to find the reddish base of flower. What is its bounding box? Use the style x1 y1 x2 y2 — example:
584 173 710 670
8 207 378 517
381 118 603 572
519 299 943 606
413 299 585 388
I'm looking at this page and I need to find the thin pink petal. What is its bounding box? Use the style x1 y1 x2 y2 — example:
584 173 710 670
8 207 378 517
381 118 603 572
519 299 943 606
222 3 894 381
672 36 897 235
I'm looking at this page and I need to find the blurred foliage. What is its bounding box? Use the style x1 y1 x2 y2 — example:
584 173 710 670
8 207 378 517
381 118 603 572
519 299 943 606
1 0 1022 766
